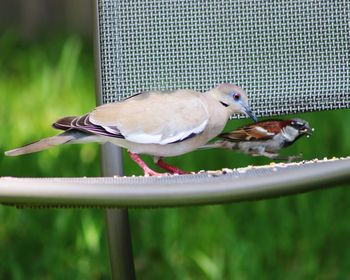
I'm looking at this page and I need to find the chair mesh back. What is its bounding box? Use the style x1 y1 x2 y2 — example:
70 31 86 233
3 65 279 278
96 0 350 117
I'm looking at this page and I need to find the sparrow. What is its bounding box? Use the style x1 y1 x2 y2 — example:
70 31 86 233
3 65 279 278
5 83 257 176
202 118 312 161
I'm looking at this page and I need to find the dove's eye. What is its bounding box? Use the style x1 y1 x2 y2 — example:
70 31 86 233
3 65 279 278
233 93 241 101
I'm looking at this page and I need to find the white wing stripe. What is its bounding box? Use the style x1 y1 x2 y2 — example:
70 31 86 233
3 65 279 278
255 127 274 136
159 119 208 144
125 119 208 145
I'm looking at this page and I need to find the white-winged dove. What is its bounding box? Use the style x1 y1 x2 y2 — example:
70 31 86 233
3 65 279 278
202 118 312 161
5 83 257 175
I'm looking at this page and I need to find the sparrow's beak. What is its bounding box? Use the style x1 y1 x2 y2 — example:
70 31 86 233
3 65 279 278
243 104 258 122
302 126 313 135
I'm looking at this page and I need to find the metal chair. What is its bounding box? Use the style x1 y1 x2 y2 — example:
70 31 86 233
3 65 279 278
1 0 349 279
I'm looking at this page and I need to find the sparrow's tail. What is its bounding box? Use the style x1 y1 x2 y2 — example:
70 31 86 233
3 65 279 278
5 131 83 156
200 140 237 150
199 142 223 150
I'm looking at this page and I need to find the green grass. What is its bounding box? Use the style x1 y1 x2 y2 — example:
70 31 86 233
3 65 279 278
0 32 350 279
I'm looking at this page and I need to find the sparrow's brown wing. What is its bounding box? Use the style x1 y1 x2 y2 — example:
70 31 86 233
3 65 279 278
220 120 285 142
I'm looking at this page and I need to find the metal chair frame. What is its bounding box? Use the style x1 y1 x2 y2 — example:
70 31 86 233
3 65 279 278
1 0 350 279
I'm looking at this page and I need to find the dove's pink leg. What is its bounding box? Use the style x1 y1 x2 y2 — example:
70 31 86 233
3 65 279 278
155 159 189 175
128 151 165 176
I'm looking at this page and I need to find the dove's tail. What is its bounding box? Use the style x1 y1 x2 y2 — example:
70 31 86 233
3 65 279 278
5 131 85 156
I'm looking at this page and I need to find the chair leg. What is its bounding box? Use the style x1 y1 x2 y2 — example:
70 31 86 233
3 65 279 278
101 143 136 280
105 209 136 280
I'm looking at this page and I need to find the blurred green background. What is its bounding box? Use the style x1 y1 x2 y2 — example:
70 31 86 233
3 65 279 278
1 6 350 279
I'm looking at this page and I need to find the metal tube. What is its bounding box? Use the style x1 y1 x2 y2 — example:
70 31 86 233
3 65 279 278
92 0 135 279
1 157 350 208
101 144 136 280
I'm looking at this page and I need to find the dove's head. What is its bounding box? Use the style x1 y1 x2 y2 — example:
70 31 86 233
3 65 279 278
211 83 257 122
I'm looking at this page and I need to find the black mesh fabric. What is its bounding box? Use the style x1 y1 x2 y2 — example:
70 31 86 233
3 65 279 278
97 0 350 117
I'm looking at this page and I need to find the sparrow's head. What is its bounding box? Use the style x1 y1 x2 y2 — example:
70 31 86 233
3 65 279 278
280 118 313 145
288 118 313 136
211 83 257 122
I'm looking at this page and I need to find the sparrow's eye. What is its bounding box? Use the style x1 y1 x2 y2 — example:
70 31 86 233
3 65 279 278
233 93 241 101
